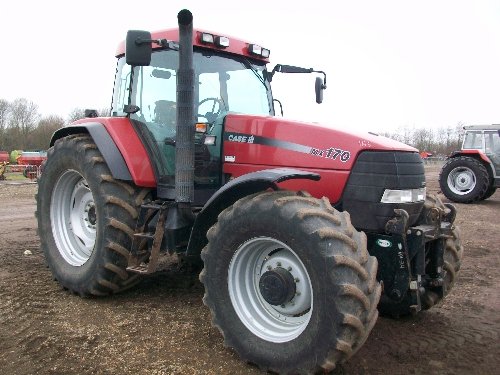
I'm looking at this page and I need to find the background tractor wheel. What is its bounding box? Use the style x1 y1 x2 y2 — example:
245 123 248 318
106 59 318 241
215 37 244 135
439 156 489 203
480 185 497 200
36 134 150 296
200 190 380 374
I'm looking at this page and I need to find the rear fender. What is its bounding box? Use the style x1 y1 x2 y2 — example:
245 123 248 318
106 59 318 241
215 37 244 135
450 150 491 164
51 123 132 181
50 119 156 186
185 168 320 259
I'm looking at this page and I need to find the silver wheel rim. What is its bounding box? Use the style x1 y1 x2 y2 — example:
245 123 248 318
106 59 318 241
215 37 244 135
51 170 96 266
447 166 476 195
228 237 312 343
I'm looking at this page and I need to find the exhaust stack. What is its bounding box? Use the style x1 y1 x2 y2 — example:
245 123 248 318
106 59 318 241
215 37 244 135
175 9 195 203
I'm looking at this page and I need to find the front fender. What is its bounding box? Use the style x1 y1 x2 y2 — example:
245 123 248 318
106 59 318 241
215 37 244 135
185 168 320 259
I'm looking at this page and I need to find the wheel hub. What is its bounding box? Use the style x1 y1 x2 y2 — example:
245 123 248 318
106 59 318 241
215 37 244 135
259 267 296 306
448 166 476 195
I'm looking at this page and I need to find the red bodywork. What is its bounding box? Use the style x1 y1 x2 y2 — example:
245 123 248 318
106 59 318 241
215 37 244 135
74 114 415 204
222 114 415 203
0 151 8 163
16 153 47 167
74 117 156 187
451 149 492 164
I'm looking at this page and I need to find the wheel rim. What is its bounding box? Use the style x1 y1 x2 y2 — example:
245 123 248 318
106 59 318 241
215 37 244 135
228 237 313 343
50 170 96 266
447 166 476 195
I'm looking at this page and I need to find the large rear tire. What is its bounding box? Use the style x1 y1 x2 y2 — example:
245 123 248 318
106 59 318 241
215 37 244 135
439 156 489 203
480 185 497 200
200 190 380 374
36 134 150 296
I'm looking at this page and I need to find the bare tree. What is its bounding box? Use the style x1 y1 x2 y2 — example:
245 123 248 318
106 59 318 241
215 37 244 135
8 98 39 149
0 99 10 149
67 108 86 123
30 115 65 150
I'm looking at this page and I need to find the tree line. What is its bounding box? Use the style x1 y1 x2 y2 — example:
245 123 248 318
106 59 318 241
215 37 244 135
0 96 465 156
379 123 465 156
0 97 107 152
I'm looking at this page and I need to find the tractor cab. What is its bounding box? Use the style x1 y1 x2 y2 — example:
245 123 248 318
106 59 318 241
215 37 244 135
462 125 500 175
111 40 273 199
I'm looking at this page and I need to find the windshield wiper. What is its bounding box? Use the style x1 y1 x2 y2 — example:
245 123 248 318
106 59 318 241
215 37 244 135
241 58 267 89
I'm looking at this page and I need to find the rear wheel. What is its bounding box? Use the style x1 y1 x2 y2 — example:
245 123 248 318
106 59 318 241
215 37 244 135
480 185 497 200
36 134 150 296
439 156 489 203
200 190 380 374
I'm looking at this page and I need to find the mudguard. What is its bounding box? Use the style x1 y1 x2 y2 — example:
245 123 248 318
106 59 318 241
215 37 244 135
50 123 132 181
185 168 320 259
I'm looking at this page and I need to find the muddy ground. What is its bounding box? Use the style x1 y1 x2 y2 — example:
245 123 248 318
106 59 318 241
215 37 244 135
0 165 498 375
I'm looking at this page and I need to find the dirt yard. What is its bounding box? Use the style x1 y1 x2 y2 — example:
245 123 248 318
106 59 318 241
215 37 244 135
0 165 498 375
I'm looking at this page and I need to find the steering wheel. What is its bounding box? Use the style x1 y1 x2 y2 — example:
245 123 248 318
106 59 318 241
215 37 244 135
198 97 224 123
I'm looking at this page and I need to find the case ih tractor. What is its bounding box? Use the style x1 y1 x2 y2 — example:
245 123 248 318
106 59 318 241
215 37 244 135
439 124 500 203
36 10 463 374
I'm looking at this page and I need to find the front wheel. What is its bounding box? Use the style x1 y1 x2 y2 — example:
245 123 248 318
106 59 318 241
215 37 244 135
200 191 380 374
36 134 150 296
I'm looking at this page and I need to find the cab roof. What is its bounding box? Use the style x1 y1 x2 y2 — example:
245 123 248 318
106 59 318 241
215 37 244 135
116 28 270 63
464 124 500 131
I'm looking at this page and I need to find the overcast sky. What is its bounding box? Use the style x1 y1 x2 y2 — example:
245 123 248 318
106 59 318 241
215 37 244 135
1 0 499 133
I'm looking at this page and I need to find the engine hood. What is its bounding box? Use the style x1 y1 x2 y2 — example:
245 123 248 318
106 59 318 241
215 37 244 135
222 113 417 171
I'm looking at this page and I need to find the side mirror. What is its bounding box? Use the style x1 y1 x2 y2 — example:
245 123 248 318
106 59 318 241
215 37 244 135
126 30 152 66
315 77 325 104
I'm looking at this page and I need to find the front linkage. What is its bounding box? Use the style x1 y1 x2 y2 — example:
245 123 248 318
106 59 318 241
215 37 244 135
369 195 459 316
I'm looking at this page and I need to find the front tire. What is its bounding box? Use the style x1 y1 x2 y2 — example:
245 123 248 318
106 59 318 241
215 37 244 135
36 134 150 296
200 191 380 374
439 156 489 203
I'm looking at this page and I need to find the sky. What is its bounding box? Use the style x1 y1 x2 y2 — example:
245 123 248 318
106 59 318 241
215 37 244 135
1 0 499 133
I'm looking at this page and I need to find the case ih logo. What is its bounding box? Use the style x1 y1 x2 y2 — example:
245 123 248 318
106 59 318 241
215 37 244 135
225 132 351 162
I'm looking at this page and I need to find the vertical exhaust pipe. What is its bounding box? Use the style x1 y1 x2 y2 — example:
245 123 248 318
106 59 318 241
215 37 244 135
175 9 195 204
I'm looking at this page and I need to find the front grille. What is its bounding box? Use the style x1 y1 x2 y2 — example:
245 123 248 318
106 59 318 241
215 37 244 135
341 151 425 231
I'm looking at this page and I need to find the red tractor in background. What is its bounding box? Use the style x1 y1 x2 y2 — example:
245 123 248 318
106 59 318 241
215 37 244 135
439 124 500 203
36 10 462 374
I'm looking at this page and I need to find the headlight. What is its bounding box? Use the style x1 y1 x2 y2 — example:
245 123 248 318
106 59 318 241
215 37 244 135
381 188 426 203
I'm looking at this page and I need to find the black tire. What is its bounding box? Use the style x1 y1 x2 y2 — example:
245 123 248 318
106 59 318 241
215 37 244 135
439 156 490 203
420 226 463 309
200 190 381 374
378 194 463 316
36 134 150 296
480 185 497 200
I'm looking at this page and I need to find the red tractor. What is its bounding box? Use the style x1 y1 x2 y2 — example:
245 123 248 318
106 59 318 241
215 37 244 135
36 10 462 374
439 124 500 203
